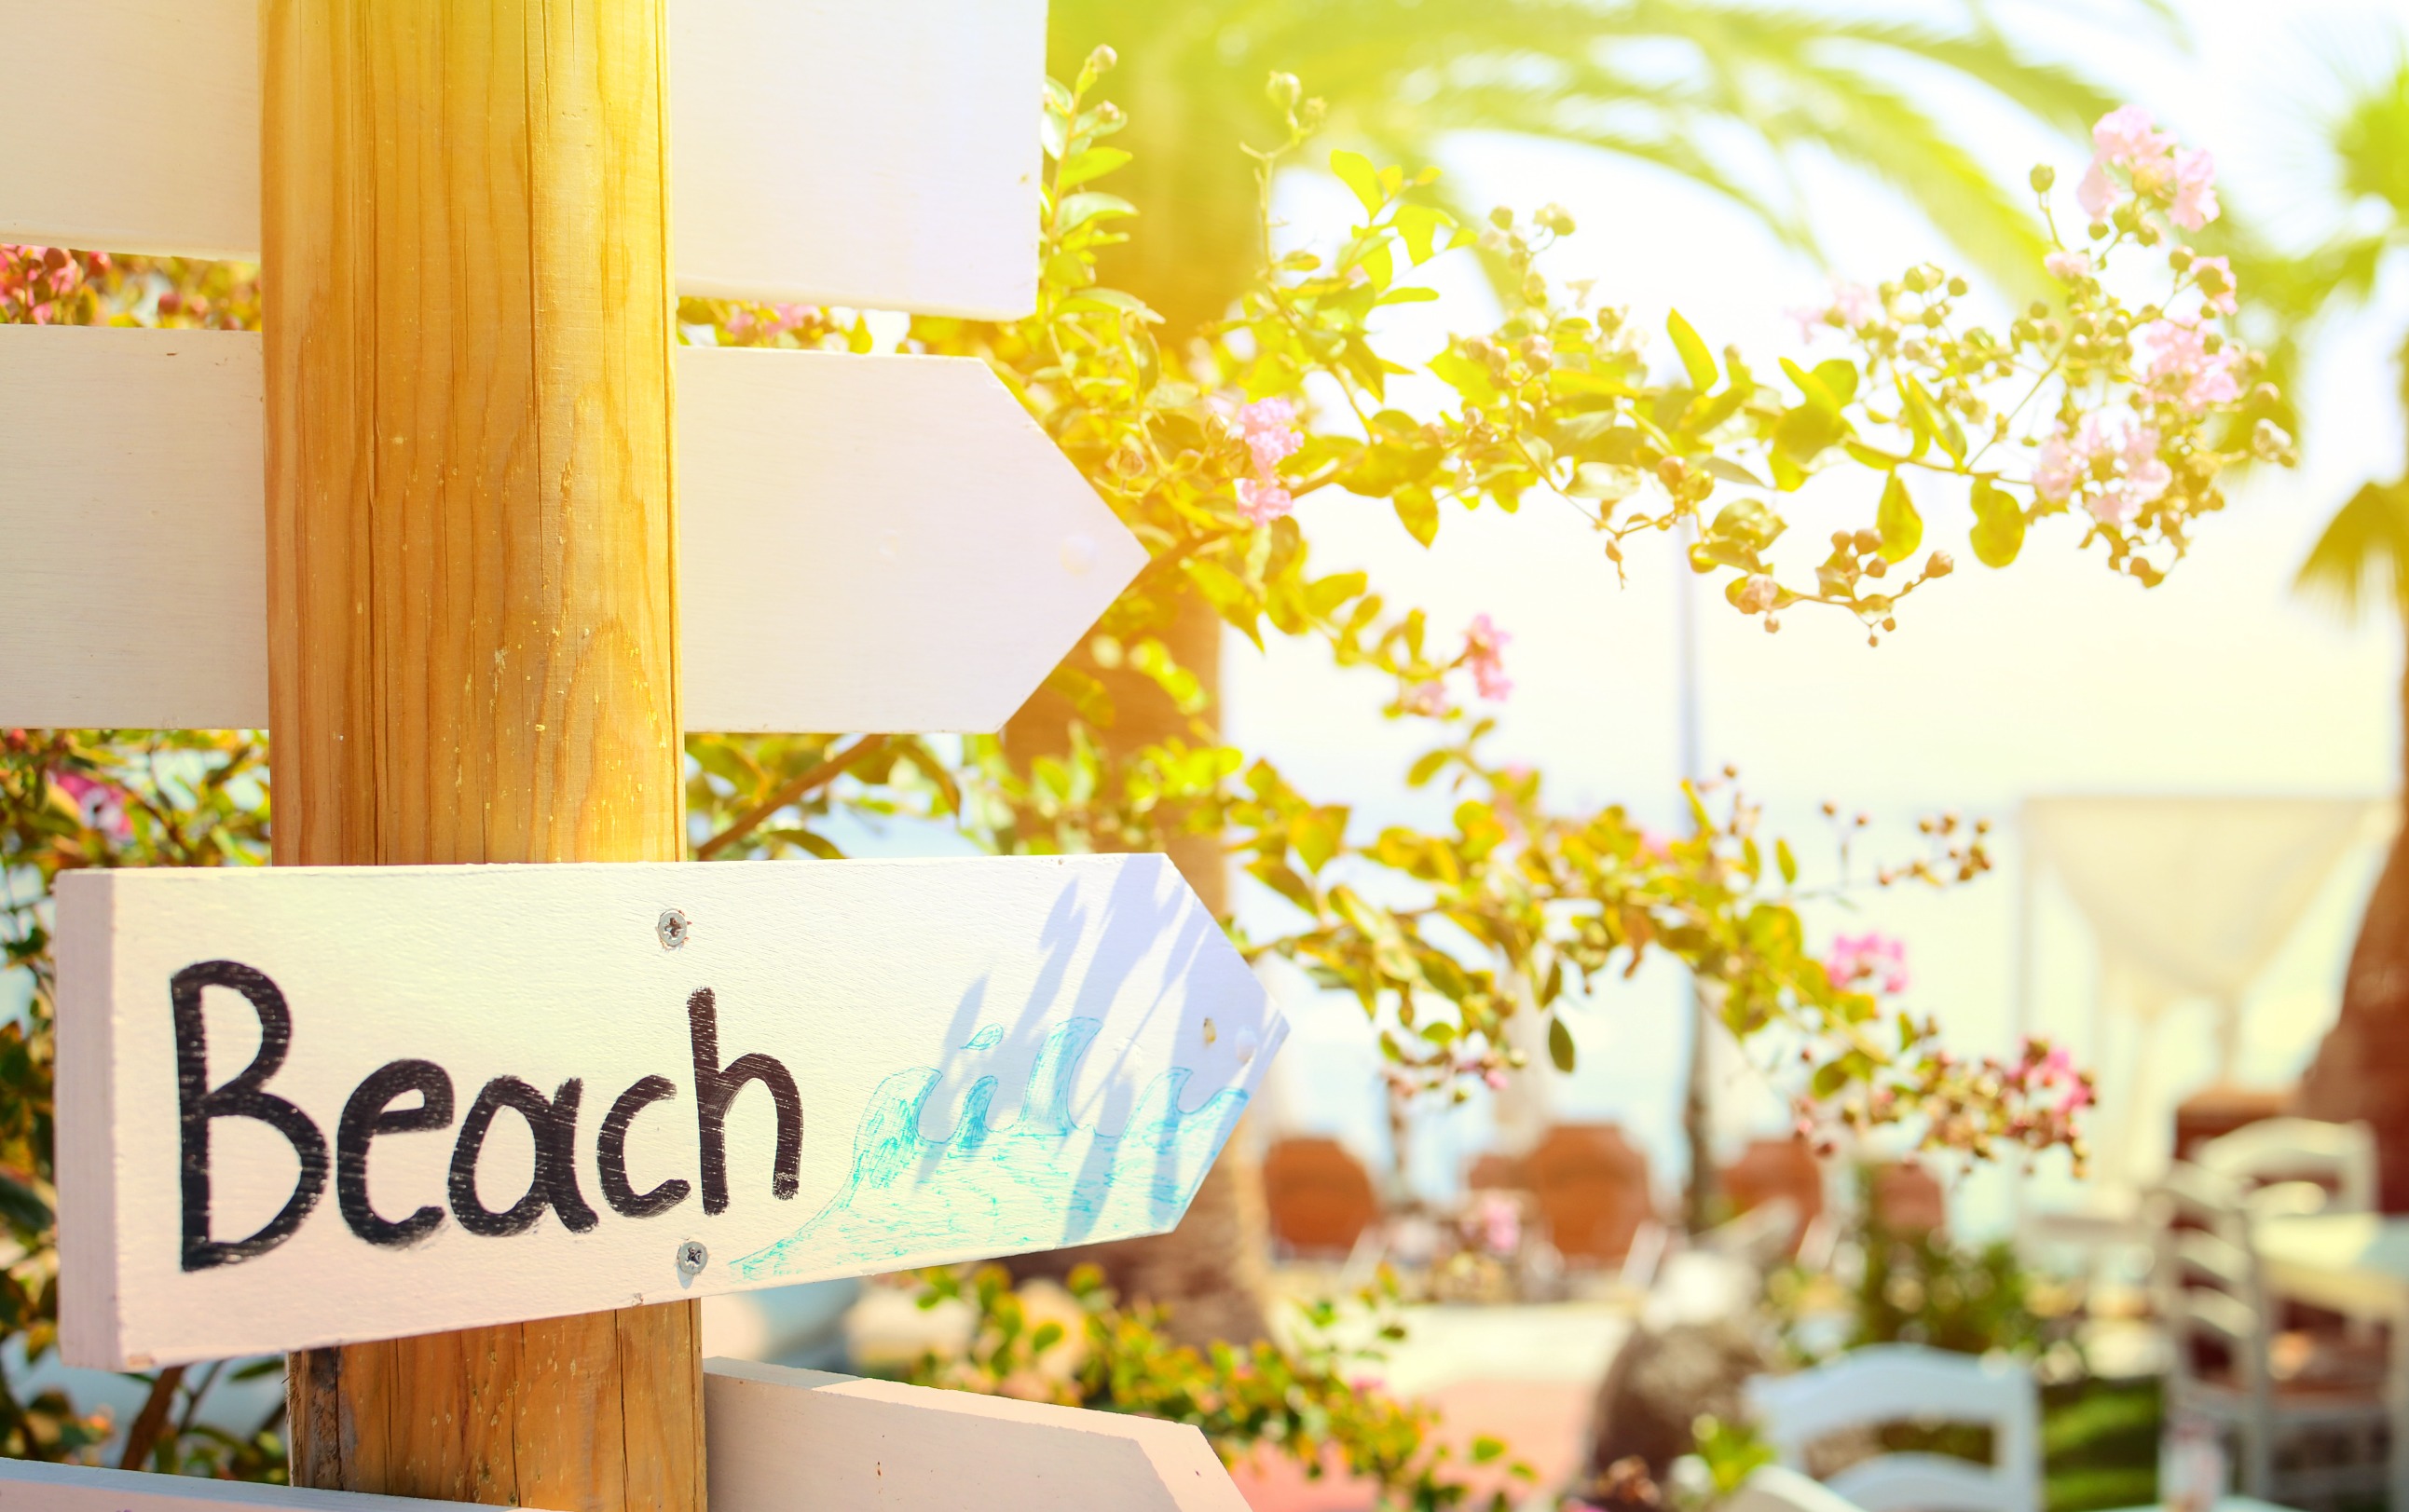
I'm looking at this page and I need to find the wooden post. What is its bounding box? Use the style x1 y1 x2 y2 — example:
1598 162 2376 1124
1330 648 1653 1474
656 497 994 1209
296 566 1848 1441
261 3 697 1508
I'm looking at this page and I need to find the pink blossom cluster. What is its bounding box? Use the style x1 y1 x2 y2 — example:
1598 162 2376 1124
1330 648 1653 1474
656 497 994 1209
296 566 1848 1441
720 303 822 345
2136 319 2243 412
1 245 105 324
1824 931 1909 996
2033 415 2171 526
2076 105 2219 231
1786 279 1881 343
54 770 132 839
1467 1192 1521 1256
1462 613 1512 702
1232 397 1303 524
2017 1038 2095 1117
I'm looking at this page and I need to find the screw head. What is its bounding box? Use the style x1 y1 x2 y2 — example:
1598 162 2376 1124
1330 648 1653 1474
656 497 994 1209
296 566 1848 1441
677 1240 708 1277
657 909 691 950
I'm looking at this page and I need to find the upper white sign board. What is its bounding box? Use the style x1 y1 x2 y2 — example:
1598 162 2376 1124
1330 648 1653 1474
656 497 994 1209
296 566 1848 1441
0 0 1046 318
0 326 1143 734
57 855 1284 1369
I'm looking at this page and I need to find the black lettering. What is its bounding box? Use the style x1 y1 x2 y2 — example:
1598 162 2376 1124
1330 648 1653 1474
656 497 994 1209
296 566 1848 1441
598 1074 691 1218
687 988 801 1215
447 1077 597 1237
174 961 329 1272
336 1059 454 1247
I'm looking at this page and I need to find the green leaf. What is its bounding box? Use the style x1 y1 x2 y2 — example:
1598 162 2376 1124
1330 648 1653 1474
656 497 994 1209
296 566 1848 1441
1814 360 1860 407
1896 375 1965 465
1547 1015 1577 1073
1877 472 1923 563
1375 285 1440 306
1700 457 1768 488
1568 462 1643 501
1969 475 2027 568
1776 838 1798 886
1667 309 1718 392
1331 149 1385 218
1780 357 1837 413
1406 749 1450 787
1359 237 1394 293
1055 192 1137 232
1055 146 1131 190
1393 203 1453 265
1394 489 1440 546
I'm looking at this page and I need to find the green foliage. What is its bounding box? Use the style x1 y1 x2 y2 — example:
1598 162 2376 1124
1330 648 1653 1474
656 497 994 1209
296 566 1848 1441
0 731 275 1469
910 1264 1531 1512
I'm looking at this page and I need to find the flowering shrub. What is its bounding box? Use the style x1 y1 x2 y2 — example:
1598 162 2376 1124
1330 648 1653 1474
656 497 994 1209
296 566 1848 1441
910 1264 1529 1512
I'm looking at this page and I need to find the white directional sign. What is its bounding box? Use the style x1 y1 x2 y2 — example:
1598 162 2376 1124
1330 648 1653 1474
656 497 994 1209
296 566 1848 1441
0 327 1143 733
0 0 1046 318
57 856 1284 1369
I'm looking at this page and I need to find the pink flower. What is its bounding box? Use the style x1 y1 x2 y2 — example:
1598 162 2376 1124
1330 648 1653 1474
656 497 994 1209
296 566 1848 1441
1474 1192 1521 1254
1824 932 1910 996
2075 161 2119 220
1463 614 1512 702
2170 147 2220 231
2033 435 2081 503
2136 320 2242 411
1403 680 1451 716
2189 253 2238 317
2092 105 2175 170
1236 477 1293 524
54 770 132 839
2059 1080 2095 1115
1738 574 1778 614
1787 281 1879 342
1238 397 1304 471
2044 250 2091 282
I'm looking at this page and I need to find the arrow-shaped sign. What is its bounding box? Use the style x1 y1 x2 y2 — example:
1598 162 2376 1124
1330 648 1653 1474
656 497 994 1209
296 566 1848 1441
0 326 1143 733
0 0 1046 318
58 854 1284 1369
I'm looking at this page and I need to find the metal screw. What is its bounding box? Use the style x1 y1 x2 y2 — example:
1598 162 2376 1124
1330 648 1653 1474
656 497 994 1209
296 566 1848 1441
657 909 691 950
677 1240 708 1278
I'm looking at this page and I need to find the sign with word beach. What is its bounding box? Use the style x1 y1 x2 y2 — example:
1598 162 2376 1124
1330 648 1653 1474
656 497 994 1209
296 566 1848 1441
58 855 1282 1369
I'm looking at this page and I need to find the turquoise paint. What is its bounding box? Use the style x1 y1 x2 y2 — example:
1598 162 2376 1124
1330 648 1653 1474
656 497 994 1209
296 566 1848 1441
731 1017 1246 1278
960 1025 1005 1051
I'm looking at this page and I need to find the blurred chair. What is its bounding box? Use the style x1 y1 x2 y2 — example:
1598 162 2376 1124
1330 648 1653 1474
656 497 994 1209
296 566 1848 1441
2172 1083 2294 1163
1730 1464 1877 1512
1262 1137 1378 1260
1723 1137 1825 1256
1466 1151 1526 1192
2147 1161 2388 1505
1745 1342 2040 1512
2197 1118 2377 1215
1525 1123 1655 1265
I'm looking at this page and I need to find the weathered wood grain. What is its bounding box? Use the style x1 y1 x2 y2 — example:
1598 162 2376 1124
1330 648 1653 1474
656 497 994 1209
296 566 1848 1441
0 330 1143 734
0 0 1044 317
257 2 695 1506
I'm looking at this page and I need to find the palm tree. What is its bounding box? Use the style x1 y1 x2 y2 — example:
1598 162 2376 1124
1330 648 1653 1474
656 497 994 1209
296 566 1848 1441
1013 0 2168 1343
2279 59 2409 1206
1047 0 2168 334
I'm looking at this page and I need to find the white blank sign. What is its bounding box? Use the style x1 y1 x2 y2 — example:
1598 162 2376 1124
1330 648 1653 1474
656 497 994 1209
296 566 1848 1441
57 855 1284 1369
0 0 1046 319
707 1358 1251 1512
0 325 1143 734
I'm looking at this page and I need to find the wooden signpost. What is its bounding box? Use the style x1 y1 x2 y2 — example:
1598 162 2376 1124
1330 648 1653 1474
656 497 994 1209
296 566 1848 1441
58 855 1280 1369
4 0 1280 1508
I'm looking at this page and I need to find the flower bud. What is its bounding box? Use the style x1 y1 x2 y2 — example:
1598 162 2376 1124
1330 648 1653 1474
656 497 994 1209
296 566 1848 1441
1266 71 1300 109
1852 529 1882 554
1087 45 1118 75
1488 206 1515 230
2029 164 2056 193
1925 551 1954 578
1656 456 1688 488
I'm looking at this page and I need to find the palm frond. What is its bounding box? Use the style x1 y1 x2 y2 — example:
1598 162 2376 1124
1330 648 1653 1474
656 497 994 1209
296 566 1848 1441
2298 481 2409 621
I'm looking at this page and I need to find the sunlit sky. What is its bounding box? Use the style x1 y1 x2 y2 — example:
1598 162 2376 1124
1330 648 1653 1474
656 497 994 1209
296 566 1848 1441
1215 0 2409 1230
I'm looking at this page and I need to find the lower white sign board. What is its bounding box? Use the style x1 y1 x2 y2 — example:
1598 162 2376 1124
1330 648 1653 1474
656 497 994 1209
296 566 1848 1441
57 855 1284 1369
706 1358 1249 1512
0 1462 474 1512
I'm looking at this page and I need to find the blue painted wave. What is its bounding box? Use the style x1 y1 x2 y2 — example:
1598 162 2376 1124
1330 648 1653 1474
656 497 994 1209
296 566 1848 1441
730 1017 1247 1278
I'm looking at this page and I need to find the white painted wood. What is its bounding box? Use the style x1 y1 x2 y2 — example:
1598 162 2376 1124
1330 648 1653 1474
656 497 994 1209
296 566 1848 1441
0 328 1143 733
669 1 1045 319
0 326 268 728
705 1358 1251 1512
0 0 1044 319
0 1460 498 1512
56 855 1283 1370
678 345 1144 733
